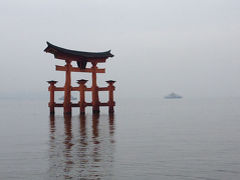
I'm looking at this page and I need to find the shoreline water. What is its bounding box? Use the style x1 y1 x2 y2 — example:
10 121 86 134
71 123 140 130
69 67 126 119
0 98 240 179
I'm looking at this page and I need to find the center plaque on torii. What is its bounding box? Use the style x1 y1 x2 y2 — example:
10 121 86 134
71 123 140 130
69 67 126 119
44 42 116 115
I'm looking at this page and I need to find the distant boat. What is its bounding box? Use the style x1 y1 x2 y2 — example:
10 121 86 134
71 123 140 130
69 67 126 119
164 92 182 99
59 96 77 101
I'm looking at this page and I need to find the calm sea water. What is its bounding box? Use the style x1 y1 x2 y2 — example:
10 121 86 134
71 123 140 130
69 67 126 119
0 98 240 180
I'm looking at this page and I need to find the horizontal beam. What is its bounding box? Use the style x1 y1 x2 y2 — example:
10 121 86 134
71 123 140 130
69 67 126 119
72 87 110 91
53 102 115 107
56 65 105 73
70 87 92 91
98 87 109 91
54 87 64 91
55 103 63 107
51 86 111 92
71 87 80 91
99 102 109 106
72 103 80 107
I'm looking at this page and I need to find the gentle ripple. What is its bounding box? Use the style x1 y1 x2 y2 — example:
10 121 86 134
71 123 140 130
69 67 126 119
0 98 240 179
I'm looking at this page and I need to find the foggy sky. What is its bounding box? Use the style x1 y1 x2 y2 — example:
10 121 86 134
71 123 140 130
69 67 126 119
0 0 240 98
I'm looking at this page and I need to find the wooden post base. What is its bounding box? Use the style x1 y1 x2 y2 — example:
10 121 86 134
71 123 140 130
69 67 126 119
64 102 72 115
50 111 55 115
109 107 114 113
93 109 100 114
80 111 85 115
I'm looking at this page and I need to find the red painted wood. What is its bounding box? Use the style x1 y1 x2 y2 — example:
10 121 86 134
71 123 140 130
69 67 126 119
56 65 105 73
47 81 57 114
91 62 100 113
63 60 72 114
47 51 116 114
77 79 88 114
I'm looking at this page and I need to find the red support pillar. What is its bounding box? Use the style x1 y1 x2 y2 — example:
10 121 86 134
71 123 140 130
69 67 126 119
91 62 100 114
47 80 58 114
64 60 72 114
106 80 116 113
77 79 88 115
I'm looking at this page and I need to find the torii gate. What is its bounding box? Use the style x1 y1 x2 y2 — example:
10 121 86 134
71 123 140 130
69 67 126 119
45 42 116 115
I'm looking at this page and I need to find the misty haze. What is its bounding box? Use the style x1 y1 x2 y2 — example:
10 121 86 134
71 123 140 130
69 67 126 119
0 0 240 179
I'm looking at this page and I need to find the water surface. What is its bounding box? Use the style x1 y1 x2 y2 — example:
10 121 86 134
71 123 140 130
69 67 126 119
0 98 240 179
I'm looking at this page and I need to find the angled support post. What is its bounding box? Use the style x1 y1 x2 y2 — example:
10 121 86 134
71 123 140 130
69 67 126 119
106 80 116 113
47 80 58 114
77 79 88 115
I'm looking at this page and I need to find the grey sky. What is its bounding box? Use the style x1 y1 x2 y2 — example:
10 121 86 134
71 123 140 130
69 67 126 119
0 0 240 98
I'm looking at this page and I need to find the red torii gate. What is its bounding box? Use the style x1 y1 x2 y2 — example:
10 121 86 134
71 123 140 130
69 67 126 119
44 42 116 115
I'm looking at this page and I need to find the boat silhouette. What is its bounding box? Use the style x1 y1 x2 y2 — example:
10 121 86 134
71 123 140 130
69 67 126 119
164 92 182 99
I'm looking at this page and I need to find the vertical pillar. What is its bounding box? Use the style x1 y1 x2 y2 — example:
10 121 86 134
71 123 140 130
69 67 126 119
77 79 88 115
47 80 58 114
106 80 116 113
91 62 100 114
64 60 72 114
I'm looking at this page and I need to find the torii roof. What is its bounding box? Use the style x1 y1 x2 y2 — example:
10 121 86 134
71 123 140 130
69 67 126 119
44 42 114 60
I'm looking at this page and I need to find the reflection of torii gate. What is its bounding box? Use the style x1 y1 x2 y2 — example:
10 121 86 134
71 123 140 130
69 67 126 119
45 42 116 115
